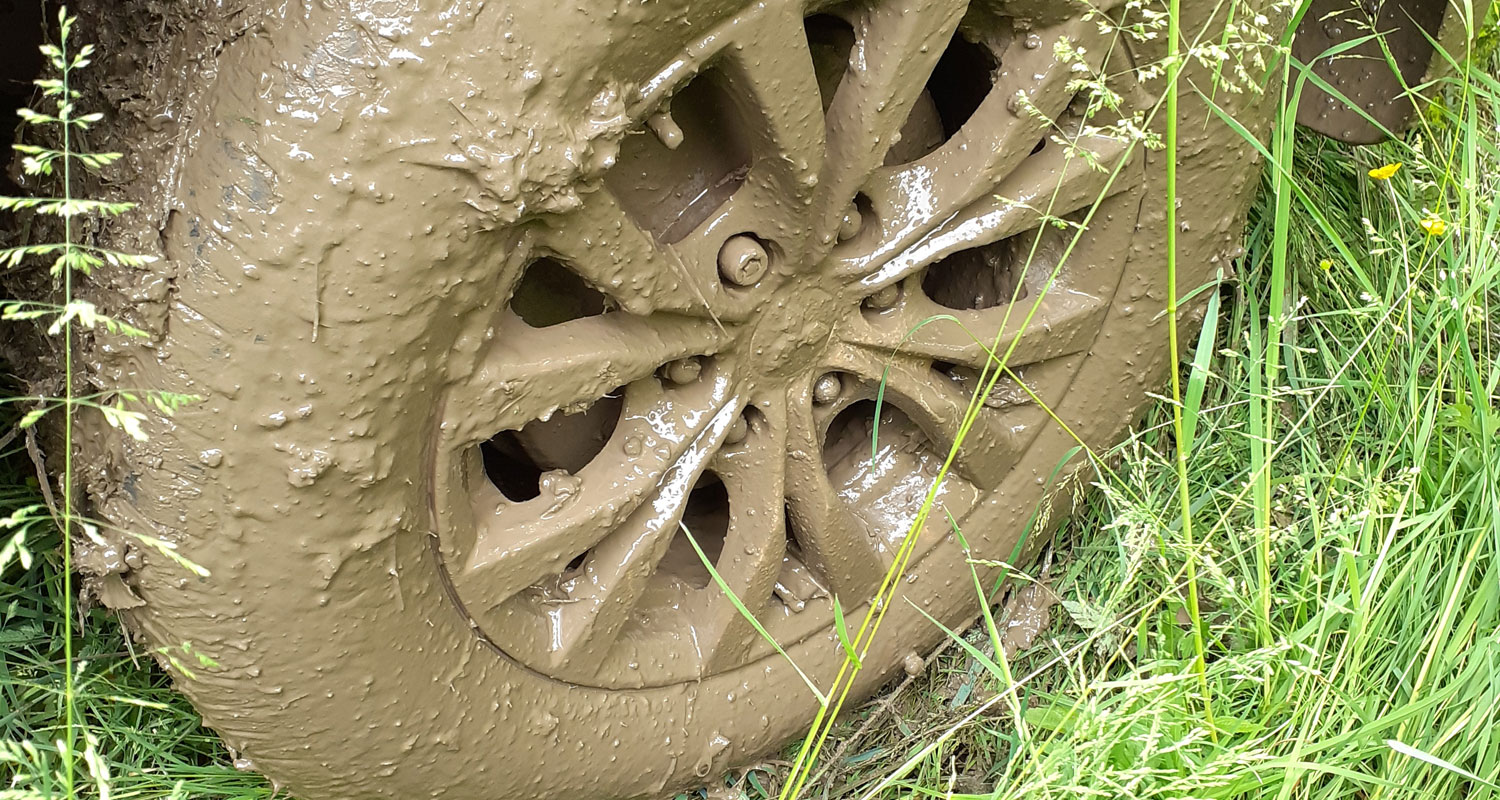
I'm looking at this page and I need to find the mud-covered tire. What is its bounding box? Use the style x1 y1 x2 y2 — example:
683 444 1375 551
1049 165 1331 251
85 1 1275 798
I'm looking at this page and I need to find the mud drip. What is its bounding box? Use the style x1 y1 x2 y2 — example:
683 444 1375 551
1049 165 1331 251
430 0 1145 689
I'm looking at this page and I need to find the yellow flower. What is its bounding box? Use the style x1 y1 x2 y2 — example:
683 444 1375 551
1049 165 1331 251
1368 162 1402 180
1319 259 1333 270
1419 213 1447 237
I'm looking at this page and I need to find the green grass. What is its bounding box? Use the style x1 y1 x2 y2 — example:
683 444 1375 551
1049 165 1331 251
0 433 271 797
4 11 1499 800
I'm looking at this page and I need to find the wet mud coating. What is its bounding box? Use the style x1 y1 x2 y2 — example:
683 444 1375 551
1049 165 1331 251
73 0 1278 797
1293 0 1450 143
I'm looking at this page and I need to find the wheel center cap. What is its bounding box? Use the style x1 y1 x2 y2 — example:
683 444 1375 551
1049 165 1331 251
745 283 839 377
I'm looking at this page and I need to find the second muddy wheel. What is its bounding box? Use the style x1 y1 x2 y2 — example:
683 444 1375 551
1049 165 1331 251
87 0 1274 797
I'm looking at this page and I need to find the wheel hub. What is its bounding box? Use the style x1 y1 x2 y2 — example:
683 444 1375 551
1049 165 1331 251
743 281 841 380
431 0 1145 689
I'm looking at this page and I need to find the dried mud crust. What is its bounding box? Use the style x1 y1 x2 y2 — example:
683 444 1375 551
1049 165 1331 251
79 1 1274 798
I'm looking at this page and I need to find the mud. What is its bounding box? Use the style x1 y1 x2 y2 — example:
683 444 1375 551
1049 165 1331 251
996 582 1054 658
1293 0 1449 143
65 0 1279 798
0 2 43 196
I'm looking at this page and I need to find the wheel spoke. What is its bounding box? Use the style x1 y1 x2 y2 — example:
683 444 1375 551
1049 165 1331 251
540 398 743 663
839 138 1139 375
719 2 827 220
784 382 891 600
837 18 1106 277
662 3 830 277
853 131 1134 291
697 398 792 668
458 376 739 611
538 186 722 317
827 345 1021 490
452 311 729 443
843 281 1108 375
814 0 968 228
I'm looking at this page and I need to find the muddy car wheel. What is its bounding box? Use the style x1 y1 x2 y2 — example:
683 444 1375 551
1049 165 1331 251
90 0 1273 797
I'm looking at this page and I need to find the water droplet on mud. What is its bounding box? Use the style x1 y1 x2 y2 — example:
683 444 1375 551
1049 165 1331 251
838 206 864 242
664 356 702 385
622 435 644 457
865 284 900 309
541 471 580 494
1024 33 1042 49
725 415 749 444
